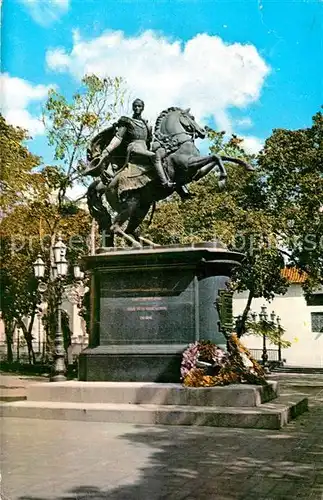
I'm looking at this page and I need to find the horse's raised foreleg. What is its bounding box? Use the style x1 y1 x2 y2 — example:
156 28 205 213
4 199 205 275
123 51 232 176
220 156 254 171
213 154 227 180
187 154 227 189
191 159 218 181
188 154 227 181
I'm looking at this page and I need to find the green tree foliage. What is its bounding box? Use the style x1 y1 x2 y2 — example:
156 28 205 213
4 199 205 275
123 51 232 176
1 197 91 363
0 237 39 363
245 318 291 349
42 74 127 205
0 116 92 362
258 109 323 293
0 115 44 214
0 117 47 361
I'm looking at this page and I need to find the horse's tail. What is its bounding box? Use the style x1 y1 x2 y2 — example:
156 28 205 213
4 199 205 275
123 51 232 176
86 180 101 219
87 180 112 235
220 156 254 171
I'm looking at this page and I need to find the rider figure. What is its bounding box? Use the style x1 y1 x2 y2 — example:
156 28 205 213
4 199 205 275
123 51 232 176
97 99 191 199
98 99 173 188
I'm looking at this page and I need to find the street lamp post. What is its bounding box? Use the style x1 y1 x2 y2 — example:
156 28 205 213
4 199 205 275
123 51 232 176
248 306 284 370
51 276 66 381
51 237 68 381
276 315 282 364
259 305 269 369
33 236 83 382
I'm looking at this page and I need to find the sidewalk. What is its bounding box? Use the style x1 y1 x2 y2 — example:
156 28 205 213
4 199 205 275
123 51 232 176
1 375 323 500
0 373 49 386
0 373 48 402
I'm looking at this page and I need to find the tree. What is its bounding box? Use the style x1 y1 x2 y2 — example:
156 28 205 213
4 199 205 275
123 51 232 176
258 109 323 293
0 116 48 362
42 74 127 206
0 115 44 215
0 115 92 362
39 74 128 269
0 255 38 363
0 196 91 362
0 199 45 363
244 317 291 349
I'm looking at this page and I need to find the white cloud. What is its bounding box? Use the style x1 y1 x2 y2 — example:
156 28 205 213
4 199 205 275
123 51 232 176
46 30 270 134
235 117 253 129
19 0 69 26
65 183 87 201
241 136 264 154
0 73 52 136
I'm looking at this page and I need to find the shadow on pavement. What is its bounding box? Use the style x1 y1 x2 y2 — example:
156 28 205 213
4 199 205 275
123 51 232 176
16 403 323 500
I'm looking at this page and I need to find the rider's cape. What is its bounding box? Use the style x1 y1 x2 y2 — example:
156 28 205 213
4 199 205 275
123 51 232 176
87 121 153 197
87 122 128 170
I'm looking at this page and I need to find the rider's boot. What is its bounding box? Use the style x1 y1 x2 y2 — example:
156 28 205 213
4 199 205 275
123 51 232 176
153 153 175 191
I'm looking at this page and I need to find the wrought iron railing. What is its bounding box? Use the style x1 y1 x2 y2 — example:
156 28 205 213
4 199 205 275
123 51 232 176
249 348 280 362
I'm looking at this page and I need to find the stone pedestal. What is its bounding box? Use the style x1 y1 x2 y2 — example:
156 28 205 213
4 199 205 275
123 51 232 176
79 242 243 382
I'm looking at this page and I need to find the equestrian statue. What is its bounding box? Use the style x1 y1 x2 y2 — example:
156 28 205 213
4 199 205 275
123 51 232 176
84 99 253 247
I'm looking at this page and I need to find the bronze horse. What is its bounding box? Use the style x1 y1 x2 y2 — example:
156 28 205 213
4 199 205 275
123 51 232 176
86 107 253 247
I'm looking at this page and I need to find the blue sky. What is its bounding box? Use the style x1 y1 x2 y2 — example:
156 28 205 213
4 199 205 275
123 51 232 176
2 0 322 166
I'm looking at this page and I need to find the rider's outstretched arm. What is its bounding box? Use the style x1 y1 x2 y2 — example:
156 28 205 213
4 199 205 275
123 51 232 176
102 126 127 157
104 136 122 155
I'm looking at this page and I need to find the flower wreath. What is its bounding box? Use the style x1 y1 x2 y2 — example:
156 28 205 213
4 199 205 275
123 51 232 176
181 335 267 387
181 341 227 380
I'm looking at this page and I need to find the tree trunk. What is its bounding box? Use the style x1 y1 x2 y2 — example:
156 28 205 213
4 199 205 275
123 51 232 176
6 336 13 363
236 289 254 338
18 316 36 364
4 319 16 363
27 307 37 364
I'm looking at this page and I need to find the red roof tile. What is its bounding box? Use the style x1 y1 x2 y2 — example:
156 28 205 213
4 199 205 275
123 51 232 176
281 268 307 283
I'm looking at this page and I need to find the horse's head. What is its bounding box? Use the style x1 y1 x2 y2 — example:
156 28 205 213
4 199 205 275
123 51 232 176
154 107 206 142
179 108 206 139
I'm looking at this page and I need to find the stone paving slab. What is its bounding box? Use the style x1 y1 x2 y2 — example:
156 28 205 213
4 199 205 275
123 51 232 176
1 388 323 500
269 373 323 382
0 373 322 500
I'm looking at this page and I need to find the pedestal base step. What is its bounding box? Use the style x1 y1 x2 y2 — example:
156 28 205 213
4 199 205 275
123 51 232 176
0 388 26 402
25 381 278 407
0 394 308 430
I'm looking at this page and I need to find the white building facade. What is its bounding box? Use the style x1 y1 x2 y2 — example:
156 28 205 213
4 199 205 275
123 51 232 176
233 280 323 368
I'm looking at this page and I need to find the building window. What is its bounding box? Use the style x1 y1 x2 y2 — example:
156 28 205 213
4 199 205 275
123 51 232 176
311 312 323 332
306 294 323 306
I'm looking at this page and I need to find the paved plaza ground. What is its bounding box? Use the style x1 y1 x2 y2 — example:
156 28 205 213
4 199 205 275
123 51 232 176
1 375 323 500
